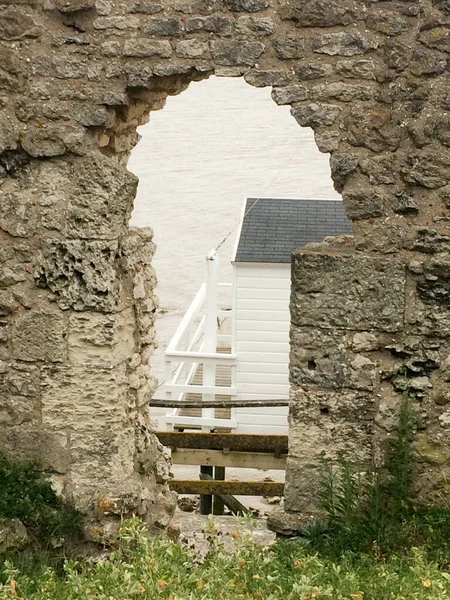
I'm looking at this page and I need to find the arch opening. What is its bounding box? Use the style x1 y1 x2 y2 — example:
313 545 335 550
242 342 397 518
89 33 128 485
125 74 346 514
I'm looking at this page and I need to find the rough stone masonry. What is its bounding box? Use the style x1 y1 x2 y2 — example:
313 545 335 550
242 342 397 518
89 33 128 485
1 0 450 540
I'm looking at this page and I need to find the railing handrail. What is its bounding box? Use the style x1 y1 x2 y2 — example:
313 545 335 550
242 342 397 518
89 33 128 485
165 350 236 361
166 283 206 353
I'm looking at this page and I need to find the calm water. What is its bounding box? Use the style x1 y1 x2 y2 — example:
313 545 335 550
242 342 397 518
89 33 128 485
128 76 339 384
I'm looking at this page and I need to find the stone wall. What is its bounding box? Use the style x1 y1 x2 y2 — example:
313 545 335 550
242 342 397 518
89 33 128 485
1 0 450 535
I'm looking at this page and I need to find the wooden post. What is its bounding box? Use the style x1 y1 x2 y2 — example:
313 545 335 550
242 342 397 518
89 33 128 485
199 465 213 514
199 473 251 516
213 466 225 515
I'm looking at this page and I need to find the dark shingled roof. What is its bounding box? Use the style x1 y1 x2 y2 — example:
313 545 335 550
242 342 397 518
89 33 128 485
234 198 352 263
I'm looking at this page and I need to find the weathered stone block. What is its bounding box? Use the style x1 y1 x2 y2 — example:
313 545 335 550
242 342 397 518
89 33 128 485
366 9 409 36
0 113 19 153
403 148 450 189
6 363 40 397
0 394 38 427
347 353 378 391
211 40 264 66
280 0 364 27
65 153 137 239
39 430 71 473
312 32 379 56
244 69 292 87
410 48 447 76
0 520 28 554
143 18 184 36
360 154 398 186
68 308 136 365
283 458 323 514
35 239 119 312
419 26 450 54
271 84 308 105
329 153 358 189
74 103 115 128
12 310 65 362
32 56 87 79
336 59 378 80
291 103 341 127
407 259 450 338
236 16 274 36
95 0 111 15
351 332 382 353
21 123 87 157
93 16 139 30
129 0 163 13
289 387 375 458
0 46 23 92
185 16 232 34
297 62 333 80
415 434 450 465
41 364 128 432
0 7 41 40
70 428 135 485
273 36 304 59
284 384 375 513
290 327 347 388
123 39 172 58
345 106 404 152
176 40 209 59
310 82 374 102
342 186 386 220
291 251 406 331
56 0 95 11
384 39 411 72
267 507 310 535
225 0 268 11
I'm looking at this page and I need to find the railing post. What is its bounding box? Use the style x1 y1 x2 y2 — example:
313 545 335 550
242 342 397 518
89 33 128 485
165 359 174 432
199 250 219 513
202 250 219 431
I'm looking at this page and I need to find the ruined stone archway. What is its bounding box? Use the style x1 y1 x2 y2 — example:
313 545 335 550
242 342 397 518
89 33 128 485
2 0 450 539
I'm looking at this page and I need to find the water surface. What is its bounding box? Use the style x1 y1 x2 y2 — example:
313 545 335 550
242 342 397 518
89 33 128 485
128 76 339 386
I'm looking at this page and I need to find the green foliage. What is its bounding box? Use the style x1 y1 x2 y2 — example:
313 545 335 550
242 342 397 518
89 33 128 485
1 397 450 599
305 397 450 561
0 454 81 545
1 517 450 600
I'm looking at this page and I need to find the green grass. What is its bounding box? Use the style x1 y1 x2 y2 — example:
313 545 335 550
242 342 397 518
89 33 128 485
2 396 450 598
1 517 450 600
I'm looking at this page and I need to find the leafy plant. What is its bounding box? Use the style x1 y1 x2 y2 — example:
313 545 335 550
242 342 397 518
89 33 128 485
0 454 81 546
2 517 450 600
304 396 450 561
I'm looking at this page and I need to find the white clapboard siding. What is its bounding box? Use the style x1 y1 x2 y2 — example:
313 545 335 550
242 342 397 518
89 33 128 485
239 359 289 371
233 263 290 435
237 320 290 333
236 330 287 342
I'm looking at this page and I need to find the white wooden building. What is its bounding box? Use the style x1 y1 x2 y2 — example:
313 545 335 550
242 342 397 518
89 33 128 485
162 198 352 434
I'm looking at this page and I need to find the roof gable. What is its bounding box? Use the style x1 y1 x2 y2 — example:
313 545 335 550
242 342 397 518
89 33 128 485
234 198 352 264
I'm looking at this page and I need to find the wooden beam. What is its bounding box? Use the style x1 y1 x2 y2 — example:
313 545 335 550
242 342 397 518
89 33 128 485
168 480 284 497
165 416 237 430
171 449 287 470
200 473 250 516
150 398 289 408
155 431 289 454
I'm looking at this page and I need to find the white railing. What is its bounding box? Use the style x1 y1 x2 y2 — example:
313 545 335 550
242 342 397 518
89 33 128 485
163 253 237 431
